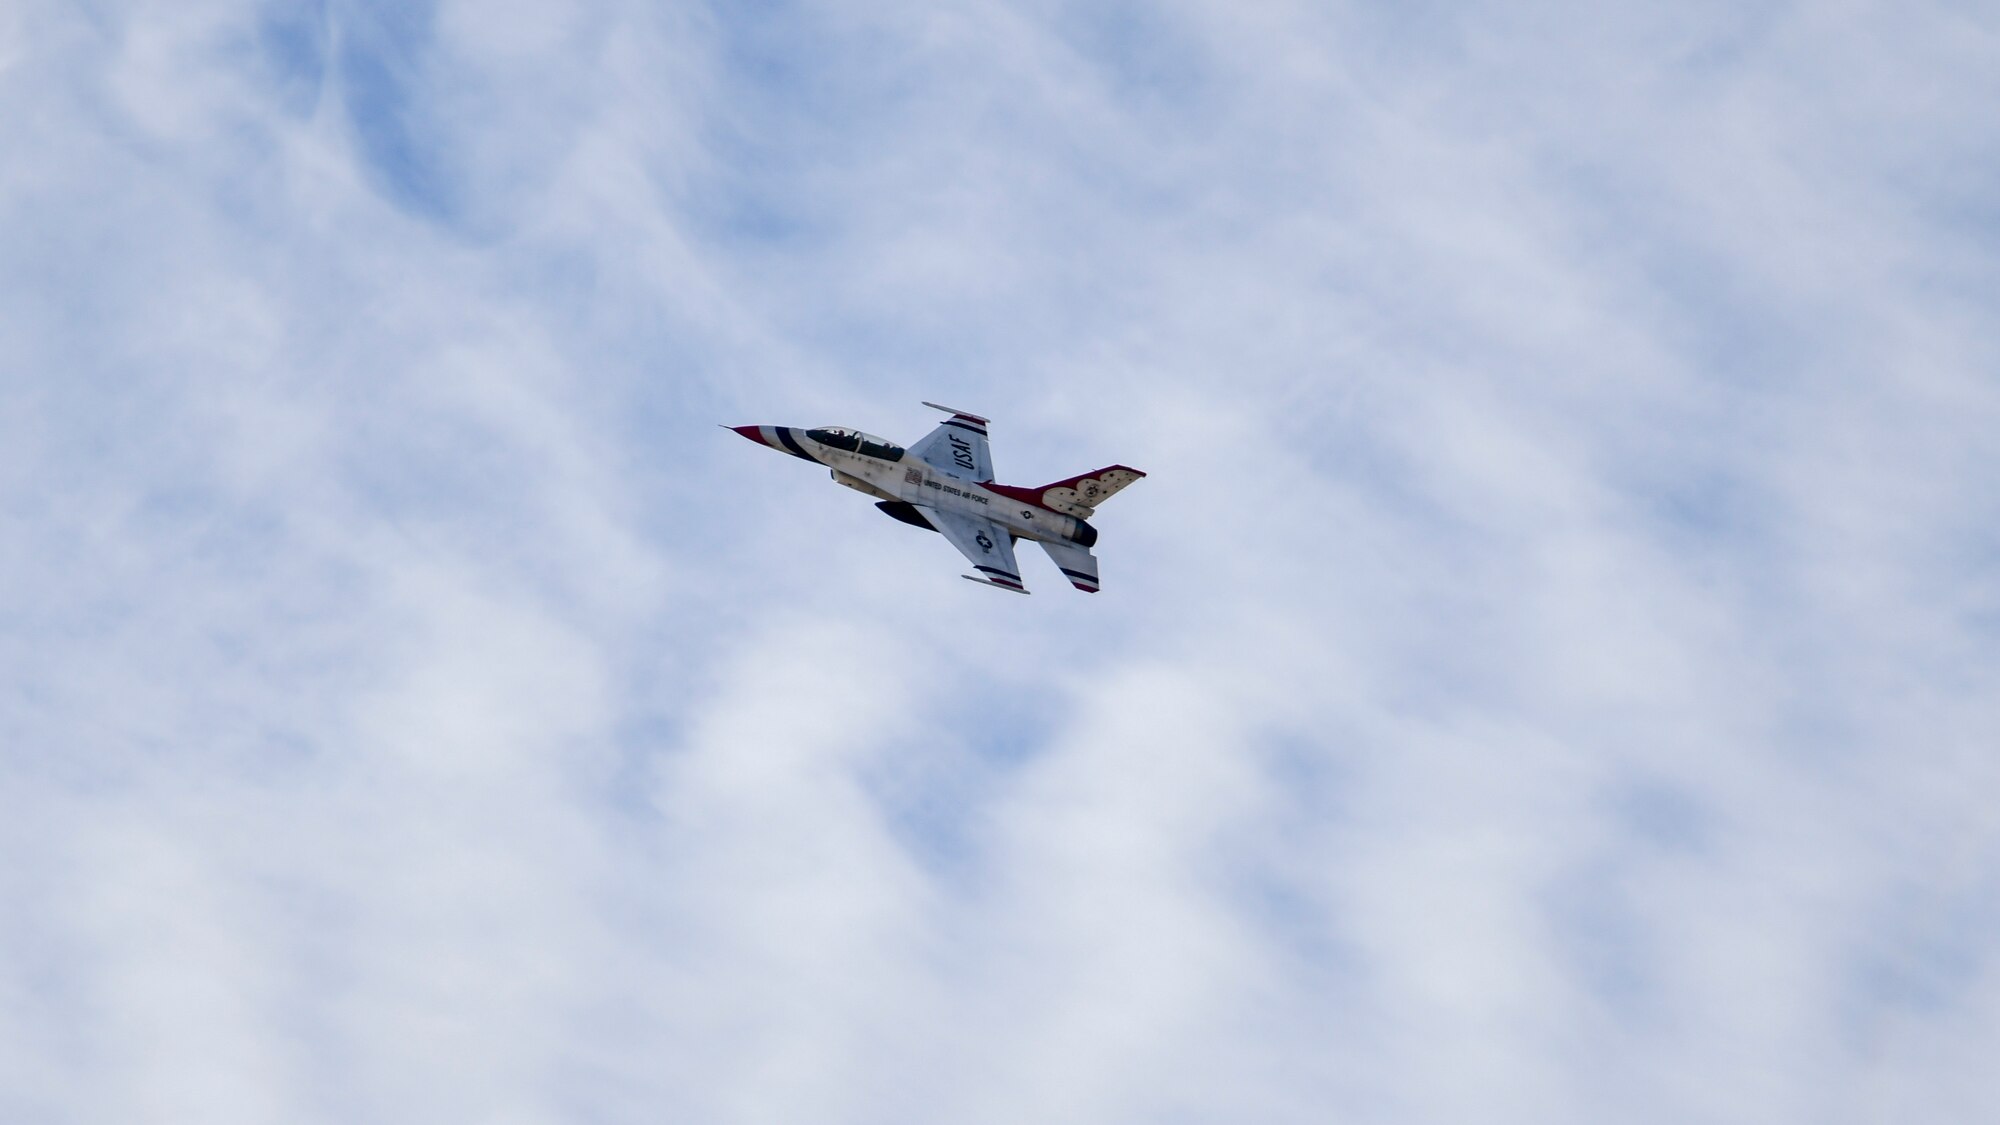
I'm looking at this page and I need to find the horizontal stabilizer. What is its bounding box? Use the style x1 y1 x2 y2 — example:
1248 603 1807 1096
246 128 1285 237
1037 539 1101 593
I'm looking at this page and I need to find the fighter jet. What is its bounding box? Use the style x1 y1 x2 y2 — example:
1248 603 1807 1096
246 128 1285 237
730 402 1144 594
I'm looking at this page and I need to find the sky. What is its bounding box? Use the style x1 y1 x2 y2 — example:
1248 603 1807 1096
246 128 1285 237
3 1 1998 1122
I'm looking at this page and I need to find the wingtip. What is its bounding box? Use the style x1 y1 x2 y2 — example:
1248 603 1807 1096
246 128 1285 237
962 573 1030 594
922 400 991 425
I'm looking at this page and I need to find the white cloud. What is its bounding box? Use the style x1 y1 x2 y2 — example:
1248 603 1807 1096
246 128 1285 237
3 1 1997 1122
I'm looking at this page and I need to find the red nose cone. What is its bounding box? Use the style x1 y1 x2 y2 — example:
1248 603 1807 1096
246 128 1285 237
731 425 767 444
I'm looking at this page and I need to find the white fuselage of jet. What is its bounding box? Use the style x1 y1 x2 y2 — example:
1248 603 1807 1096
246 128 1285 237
731 407 1142 593
758 425 1097 549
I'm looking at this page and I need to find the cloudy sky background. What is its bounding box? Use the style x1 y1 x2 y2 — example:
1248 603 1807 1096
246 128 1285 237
4 1 1998 1121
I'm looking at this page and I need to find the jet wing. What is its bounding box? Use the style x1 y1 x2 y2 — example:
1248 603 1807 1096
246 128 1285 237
910 404 993 481
925 507 1027 593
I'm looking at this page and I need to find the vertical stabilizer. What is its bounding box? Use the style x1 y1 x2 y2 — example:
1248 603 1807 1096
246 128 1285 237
1029 466 1145 518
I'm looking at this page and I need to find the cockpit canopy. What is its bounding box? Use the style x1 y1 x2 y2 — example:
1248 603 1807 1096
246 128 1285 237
806 427 905 462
